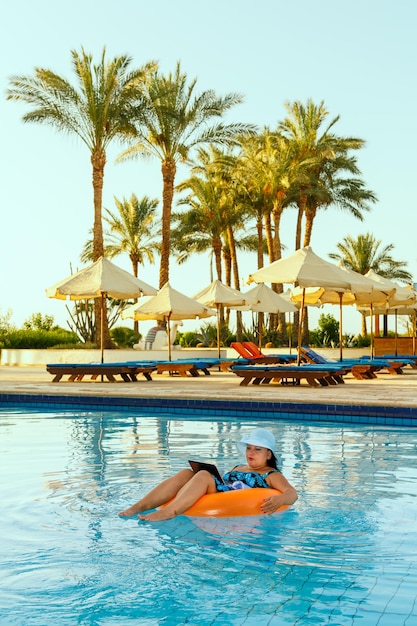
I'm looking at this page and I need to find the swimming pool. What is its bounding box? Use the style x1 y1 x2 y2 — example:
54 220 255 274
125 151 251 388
1 405 416 625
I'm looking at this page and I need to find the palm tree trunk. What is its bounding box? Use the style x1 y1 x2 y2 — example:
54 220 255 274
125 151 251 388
270 203 284 333
91 150 112 349
256 209 264 269
263 212 274 262
302 208 314 342
227 224 243 341
303 206 317 248
223 249 232 286
294 197 306 346
361 312 367 336
256 210 264 346
160 158 176 288
222 250 232 327
131 260 139 334
213 237 223 281
295 202 304 251
272 203 283 260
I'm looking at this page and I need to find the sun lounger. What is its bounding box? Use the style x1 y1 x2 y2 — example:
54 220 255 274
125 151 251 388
300 346 402 378
299 347 405 378
339 355 405 375
122 358 227 377
355 357 405 375
47 356 236 382
379 355 417 369
242 341 297 363
231 342 294 365
231 363 346 387
147 358 228 377
154 362 195 377
170 357 235 372
46 362 155 383
170 357 235 373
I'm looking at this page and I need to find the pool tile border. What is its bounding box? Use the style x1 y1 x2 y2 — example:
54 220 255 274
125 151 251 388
0 393 416 426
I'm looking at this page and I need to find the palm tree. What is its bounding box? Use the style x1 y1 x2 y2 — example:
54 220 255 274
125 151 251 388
7 47 156 347
302 155 377 247
329 233 413 281
175 144 263 340
329 232 413 334
173 177 226 281
279 99 376 343
117 61 257 288
279 99 374 249
235 128 301 274
99 194 159 276
234 129 308 343
232 134 273 270
235 130 288 265
81 194 159 333
81 195 159 270
176 145 258 283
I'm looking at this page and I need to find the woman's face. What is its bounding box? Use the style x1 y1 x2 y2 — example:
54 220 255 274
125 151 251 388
245 444 271 469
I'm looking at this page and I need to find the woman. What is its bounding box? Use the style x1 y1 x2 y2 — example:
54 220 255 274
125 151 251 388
119 428 297 521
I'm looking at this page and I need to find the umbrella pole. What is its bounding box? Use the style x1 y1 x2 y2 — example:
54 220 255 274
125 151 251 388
100 293 105 364
167 315 172 361
395 310 398 356
257 312 261 350
296 289 305 366
217 306 221 360
370 304 374 359
339 293 343 362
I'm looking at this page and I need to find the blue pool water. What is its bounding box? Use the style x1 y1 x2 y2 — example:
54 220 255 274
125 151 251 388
1 405 417 625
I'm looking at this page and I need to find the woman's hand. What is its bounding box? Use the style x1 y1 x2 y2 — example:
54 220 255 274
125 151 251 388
267 473 298 507
261 495 282 514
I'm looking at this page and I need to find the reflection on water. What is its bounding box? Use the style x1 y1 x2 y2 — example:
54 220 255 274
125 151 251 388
1 407 417 625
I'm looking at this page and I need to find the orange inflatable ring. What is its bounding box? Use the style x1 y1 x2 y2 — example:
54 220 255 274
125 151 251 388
162 488 287 518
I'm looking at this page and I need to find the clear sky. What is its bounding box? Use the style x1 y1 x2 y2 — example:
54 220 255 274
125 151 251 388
1 0 416 336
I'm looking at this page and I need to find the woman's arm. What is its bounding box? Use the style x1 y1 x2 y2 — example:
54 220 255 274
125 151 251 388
261 472 298 514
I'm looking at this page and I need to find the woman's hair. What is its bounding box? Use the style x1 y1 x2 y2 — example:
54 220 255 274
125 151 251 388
267 451 278 470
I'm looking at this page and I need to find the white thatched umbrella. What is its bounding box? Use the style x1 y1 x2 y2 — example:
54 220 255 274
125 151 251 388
46 256 157 362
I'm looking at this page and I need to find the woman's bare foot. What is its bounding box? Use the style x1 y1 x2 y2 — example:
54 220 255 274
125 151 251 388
138 507 177 522
118 504 145 517
118 508 136 517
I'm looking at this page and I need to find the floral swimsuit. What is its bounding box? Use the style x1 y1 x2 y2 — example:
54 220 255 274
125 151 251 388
214 467 280 492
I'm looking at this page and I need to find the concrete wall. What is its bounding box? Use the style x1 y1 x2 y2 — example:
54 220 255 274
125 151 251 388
0 347 226 366
0 345 371 366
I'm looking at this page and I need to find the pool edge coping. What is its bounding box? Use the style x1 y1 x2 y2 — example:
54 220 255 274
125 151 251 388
1 392 416 427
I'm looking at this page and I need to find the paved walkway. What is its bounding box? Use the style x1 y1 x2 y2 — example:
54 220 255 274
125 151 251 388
1 364 417 409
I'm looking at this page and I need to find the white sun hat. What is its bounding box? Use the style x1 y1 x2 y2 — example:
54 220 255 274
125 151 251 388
236 428 276 457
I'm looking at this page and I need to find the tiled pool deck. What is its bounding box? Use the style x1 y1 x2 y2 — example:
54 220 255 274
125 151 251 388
1 363 417 426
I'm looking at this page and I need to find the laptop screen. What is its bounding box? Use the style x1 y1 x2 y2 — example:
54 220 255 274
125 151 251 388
188 460 224 484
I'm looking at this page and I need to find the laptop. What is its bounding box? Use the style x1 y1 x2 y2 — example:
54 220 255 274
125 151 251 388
188 460 225 484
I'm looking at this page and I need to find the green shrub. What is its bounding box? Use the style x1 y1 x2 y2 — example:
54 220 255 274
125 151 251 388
50 342 98 350
0 328 79 349
178 331 202 347
110 326 141 348
198 322 218 347
342 333 356 348
198 322 236 348
350 334 371 348
308 329 321 347
0 308 15 333
23 313 57 331
309 313 340 347
260 329 287 348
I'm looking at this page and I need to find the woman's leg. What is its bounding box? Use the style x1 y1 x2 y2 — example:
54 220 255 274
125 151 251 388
139 470 217 521
118 468 194 516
